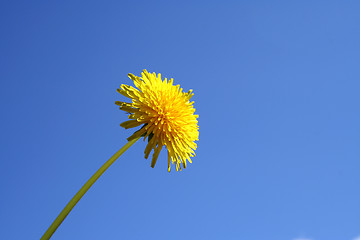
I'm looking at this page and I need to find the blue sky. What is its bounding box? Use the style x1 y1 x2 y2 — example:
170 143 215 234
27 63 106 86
0 1 359 240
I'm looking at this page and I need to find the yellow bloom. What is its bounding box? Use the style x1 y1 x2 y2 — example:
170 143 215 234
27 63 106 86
116 70 199 172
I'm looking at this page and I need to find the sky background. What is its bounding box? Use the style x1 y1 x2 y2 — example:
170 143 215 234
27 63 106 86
0 1 359 240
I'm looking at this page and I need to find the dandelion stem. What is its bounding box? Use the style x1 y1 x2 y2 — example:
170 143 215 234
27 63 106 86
41 137 140 240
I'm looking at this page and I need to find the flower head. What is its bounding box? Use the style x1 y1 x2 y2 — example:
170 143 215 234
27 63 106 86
116 70 199 171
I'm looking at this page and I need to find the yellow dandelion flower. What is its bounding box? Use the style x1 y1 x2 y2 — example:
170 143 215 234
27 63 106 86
115 70 199 172
41 70 199 239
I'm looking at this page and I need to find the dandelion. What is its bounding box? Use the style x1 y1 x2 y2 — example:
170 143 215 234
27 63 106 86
41 70 199 239
116 70 199 171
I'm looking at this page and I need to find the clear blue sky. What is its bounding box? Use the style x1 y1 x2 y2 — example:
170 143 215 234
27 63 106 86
0 1 359 240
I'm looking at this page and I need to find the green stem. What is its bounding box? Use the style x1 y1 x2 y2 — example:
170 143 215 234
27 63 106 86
41 137 140 240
